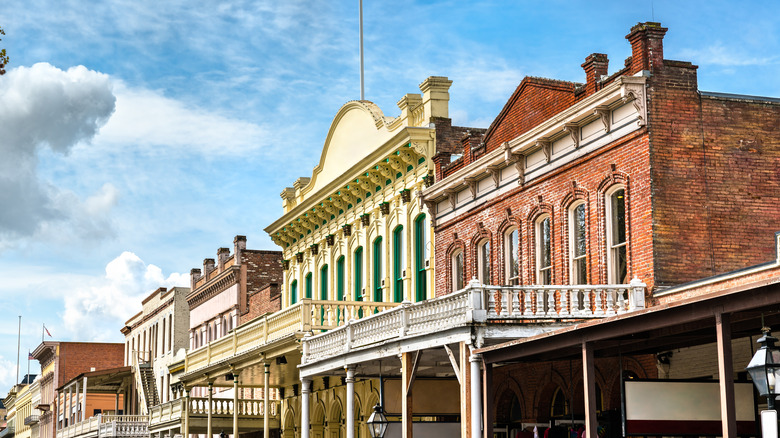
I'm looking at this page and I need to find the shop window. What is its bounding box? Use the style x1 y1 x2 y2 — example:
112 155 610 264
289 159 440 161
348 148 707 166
504 228 519 285
452 249 464 292
606 186 627 283
414 214 427 301
478 239 491 284
373 237 383 302
536 215 552 285
570 202 587 284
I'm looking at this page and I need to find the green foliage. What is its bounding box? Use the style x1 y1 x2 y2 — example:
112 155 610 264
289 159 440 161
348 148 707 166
0 26 8 75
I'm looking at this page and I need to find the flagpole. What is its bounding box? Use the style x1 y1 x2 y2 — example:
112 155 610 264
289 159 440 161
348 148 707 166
27 350 30 383
42 323 44 343
16 315 21 387
359 0 364 100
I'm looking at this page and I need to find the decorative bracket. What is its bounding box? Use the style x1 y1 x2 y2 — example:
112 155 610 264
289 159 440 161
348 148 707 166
536 139 552 163
465 177 479 199
594 105 611 133
621 82 647 127
563 123 580 149
445 189 458 210
487 164 502 189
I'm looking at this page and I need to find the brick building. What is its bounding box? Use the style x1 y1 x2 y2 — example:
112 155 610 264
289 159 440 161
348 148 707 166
419 22 780 436
30 342 124 438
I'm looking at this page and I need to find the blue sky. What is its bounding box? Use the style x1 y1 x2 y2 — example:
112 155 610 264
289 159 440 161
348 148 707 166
0 0 779 389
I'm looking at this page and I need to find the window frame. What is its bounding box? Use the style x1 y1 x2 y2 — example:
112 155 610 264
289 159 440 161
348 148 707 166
605 185 628 284
354 247 363 301
451 248 464 292
414 214 427 302
305 272 313 299
535 214 552 285
569 201 587 285
290 279 298 305
504 228 520 286
477 238 491 285
336 256 345 301
393 225 404 302
373 237 383 302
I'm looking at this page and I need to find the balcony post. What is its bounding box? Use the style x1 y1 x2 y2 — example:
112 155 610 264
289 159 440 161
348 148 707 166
345 366 355 438
469 354 482 438
82 377 88 422
301 378 312 438
582 342 597 438
207 382 213 438
629 277 646 310
183 387 190 438
263 363 270 438
233 370 239 438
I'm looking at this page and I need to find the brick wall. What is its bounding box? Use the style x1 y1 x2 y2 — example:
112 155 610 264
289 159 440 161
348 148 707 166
434 131 654 296
239 250 283 324
57 343 124 387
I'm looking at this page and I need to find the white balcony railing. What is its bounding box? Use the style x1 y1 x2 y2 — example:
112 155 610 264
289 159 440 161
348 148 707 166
303 278 646 364
149 397 280 428
56 415 148 438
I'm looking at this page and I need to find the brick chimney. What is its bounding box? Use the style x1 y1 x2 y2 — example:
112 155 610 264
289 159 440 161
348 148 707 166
582 53 609 95
203 258 215 277
217 247 230 271
234 235 247 265
626 22 667 75
190 268 202 290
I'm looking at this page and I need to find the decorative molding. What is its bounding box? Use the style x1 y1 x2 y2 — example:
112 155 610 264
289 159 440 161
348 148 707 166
487 164 502 188
465 177 479 199
594 105 611 132
296 252 304 263
379 202 390 216
342 224 352 237
445 189 458 210
361 213 371 226
282 260 290 270
400 189 411 203
536 139 552 163
310 244 319 256
325 234 335 247
563 123 580 149
621 82 647 126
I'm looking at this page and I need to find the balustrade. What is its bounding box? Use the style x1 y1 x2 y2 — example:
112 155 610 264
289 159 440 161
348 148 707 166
303 278 646 364
187 397 279 418
56 414 149 438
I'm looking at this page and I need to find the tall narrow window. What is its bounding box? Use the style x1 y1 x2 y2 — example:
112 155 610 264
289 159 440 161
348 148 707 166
290 279 298 305
393 226 404 302
478 239 491 284
607 187 627 283
414 215 427 302
504 229 519 285
536 215 552 285
452 250 464 292
336 256 345 301
354 247 363 301
373 237 383 302
305 273 313 299
570 202 587 284
320 265 329 300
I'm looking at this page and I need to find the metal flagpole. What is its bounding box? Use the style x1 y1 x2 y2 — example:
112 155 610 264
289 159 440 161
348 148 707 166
16 316 21 387
359 0 364 100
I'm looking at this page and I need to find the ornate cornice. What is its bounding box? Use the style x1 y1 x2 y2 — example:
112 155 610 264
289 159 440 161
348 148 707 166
186 267 239 309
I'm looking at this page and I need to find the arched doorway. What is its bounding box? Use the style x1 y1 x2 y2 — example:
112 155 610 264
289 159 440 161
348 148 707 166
311 402 326 438
327 400 343 438
282 408 296 438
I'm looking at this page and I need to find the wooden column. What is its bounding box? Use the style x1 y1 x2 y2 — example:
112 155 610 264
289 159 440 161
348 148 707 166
207 382 213 438
233 372 239 438
301 378 312 438
483 360 493 438
401 352 414 438
582 342 597 438
716 312 737 438
183 387 190 438
264 363 270 438
460 343 471 438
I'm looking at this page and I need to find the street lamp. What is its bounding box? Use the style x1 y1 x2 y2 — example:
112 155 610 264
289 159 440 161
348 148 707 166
366 403 388 438
747 327 780 438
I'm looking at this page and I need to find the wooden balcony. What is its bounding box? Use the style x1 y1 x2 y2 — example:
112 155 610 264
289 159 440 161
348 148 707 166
55 415 148 438
148 397 281 434
185 298 400 375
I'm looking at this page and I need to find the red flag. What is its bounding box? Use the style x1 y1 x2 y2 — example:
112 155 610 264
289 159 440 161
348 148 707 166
44 326 52 337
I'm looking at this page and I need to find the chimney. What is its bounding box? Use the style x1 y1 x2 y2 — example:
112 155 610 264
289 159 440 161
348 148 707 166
203 258 215 277
217 247 230 271
419 76 453 121
626 22 667 75
190 268 202 290
582 53 609 95
234 235 247 265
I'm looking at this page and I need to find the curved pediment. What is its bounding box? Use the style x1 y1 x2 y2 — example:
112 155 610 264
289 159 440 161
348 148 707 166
301 100 397 201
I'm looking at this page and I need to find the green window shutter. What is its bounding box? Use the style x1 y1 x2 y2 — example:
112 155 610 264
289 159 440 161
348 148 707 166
414 214 427 302
393 226 403 302
336 257 345 301
320 265 329 300
354 247 363 301
305 273 312 299
373 237 383 302
290 280 298 305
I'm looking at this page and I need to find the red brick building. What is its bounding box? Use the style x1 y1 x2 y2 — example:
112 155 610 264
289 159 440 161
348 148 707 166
421 22 780 434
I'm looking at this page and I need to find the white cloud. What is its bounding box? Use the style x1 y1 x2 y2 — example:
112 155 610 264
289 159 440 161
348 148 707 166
96 82 271 155
679 43 779 67
62 251 187 341
0 63 117 249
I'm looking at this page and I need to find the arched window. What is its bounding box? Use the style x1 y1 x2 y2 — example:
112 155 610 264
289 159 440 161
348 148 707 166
414 215 427 301
536 215 552 285
290 279 298 305
354 247 363 301
452 249 464 292
393 226 404 302
373 237 383 302
320 264 329 300
305 272 313 299
551 387 568 417
570 201 587 284
478 239 491 284
336 257 345 301
504 228 519 285
606 186 627 283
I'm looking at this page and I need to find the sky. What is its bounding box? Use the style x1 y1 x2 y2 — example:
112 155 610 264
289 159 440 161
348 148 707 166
0 0 779 390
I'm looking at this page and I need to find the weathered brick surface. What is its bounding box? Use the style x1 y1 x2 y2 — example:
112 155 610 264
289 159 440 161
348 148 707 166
239 250 283 324
58 342 125 386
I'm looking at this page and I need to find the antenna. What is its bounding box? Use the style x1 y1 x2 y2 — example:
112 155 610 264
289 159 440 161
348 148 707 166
651 0 655 21
359 0 365 100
